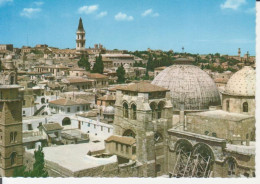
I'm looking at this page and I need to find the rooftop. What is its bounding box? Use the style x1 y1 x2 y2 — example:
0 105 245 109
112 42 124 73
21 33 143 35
42 123 63 131
49 98 90 106
105 135 136 145
187 110 254 122
26 141 117 172
117 81 168 93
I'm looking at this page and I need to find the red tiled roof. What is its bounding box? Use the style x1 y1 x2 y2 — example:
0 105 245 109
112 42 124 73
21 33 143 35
105 135 136 145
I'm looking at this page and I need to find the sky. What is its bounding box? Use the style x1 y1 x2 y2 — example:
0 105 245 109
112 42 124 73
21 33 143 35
0 0 256 55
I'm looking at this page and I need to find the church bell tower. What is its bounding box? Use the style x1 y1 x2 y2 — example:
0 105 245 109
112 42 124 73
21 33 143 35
76 17 86 52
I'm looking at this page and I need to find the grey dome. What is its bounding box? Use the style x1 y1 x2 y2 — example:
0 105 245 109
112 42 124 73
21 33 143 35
103 106 115 114
151 59 221 110
224 66 255 97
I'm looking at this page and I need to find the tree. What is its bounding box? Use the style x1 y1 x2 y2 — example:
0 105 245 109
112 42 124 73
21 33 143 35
78 55 90 71
13 146 48 177
0 60 2 72
92 54 104 74
116 64 126 83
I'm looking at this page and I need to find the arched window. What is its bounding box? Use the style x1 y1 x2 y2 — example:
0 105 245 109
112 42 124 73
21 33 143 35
131 104 137 120
10 132 13 143
62 117 71 126
154 132 163 143
14 132 17 142
226 100 230 112
10 152 17 166
243 102 248 112
123 129 136 138
150 102 157 120
123 102 129 118
227 158 236 176
157 101 165 119
212 132 217 137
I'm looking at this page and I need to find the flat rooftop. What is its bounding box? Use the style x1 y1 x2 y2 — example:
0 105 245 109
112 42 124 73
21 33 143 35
187 110 254 122
26 140 117 172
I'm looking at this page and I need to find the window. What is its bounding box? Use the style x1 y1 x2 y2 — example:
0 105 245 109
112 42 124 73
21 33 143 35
243 102 248 112
101 126 103 131
108 128 110 133
10 152 17 166
28 124 33 130
132 146 136 155
10 132 13 142
126 146 129 153
157 102 165 119
156 164 161 172
77 106 80 111
67 107 70 113
226 100 230 112
23 100 25 106
228 159 236 176
131 104 137 120
23 111 25 114
88 123 90 127
14 132 17 142
121 144 123 152
116 143 118 151
94 124 96 129
0 129 2 142
123 102 129 118
212 132 217 137
150 102 157 120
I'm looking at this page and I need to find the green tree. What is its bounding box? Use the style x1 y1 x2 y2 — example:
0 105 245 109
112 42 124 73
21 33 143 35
78 55 90 71
92 54 104 74
0 60 2 72
116 65 126 83
13 146 48 177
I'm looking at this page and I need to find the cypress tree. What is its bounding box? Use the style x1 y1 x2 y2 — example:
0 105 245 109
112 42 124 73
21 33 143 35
92 54 104 74
116 64 126 83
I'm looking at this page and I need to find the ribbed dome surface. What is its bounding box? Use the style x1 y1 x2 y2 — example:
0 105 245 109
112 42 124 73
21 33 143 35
224 66 255 96
151 62 221 110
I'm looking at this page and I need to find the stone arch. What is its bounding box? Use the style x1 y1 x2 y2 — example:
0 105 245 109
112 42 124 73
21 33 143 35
62 117 71 126
191 143 215 177
122 101 129 118
149 101 157 120
129 102 137 120
242 102 248 112
174 138 193 153
157 101 165 119
224 156 238 176
123 129 136 138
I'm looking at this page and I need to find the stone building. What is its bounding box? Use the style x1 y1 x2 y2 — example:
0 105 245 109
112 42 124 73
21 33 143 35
0 61 23 177
112 81 173 177
221 66 255 115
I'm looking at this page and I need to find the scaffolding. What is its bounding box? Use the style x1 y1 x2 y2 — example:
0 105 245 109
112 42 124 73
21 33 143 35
173 143 213 178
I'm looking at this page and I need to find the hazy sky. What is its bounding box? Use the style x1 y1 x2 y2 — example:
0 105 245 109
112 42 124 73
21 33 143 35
0 0 256 55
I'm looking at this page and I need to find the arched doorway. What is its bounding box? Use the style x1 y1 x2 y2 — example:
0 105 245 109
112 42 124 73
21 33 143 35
62 117 71 126
41 98 45 104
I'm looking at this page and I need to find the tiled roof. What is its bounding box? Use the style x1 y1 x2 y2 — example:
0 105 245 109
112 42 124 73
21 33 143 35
43 123 63 131
97 95 116 101
49 98 90 106
64 78 92 84
86 73 108 79
118 81 168 93
105 135 136 145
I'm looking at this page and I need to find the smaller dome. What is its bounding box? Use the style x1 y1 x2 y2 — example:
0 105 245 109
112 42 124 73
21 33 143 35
224 66 255 96
103 106 115 114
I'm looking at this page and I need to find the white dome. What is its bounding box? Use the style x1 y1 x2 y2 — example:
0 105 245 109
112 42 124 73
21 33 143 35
103 106 115 114
224 66 255 96
151 58 221 110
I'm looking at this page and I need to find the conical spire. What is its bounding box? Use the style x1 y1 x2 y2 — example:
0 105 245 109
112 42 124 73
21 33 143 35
77 17 85 31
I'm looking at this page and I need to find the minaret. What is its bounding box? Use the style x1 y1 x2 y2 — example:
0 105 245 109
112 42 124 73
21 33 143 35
0 58 23 177
76 18 86 52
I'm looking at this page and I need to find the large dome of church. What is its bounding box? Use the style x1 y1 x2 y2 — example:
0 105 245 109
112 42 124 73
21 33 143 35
151 58 221 110
224 66 255 97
